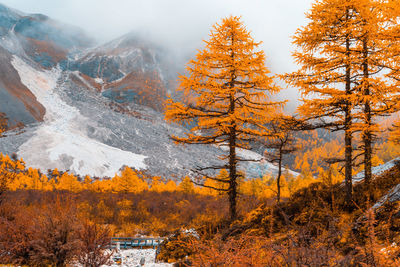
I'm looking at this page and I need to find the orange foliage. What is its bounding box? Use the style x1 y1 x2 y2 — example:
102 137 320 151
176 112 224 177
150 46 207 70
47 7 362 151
165 15 284 220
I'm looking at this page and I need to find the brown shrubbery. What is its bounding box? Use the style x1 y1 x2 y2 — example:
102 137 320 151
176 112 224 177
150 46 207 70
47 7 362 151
0 195 112 267
155 163 400 266
76 220 114 267
1 159 400 266
0 188 233 236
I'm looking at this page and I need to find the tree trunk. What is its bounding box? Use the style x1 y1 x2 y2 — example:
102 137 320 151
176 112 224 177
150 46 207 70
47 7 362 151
344 22 353 207
362 36 372 195
228 126 237 221
228 91 237 221
227 33 238 222
328 168 335 212
344 120 353 207
277 149 283 204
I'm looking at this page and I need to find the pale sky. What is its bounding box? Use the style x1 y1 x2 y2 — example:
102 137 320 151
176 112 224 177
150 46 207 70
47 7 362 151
1 0 314 106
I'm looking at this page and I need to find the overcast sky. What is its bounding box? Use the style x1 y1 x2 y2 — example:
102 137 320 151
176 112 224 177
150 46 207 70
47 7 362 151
1 0 314 106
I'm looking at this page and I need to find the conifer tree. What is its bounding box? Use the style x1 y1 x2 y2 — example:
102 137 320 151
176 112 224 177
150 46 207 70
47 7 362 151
112 167 148 193
179 176 195 194
165 16 283 220
264 116 298 203
287 0 400 203
350 0 400 189
284 0 362 206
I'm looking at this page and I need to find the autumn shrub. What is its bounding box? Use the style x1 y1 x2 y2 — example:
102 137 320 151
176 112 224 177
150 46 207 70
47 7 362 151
26 198 81 266
156 230 198 263
0 196 80 266
76 220 114 267
0 205 37 265
188 235 277 267
0 195 117 267
2 190 229 237
188 231 349 267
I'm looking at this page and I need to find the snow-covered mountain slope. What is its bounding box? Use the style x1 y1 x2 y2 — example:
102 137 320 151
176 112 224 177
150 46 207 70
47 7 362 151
0 3 92 127
0 3 92 67
11 56 147 177
63 32 176 112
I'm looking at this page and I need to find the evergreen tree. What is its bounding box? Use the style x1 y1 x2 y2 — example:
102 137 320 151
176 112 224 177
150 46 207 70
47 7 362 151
350 0 400 191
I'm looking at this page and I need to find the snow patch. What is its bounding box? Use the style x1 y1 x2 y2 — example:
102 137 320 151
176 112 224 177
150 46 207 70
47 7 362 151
373 183 400 209
353 157 400 184
94 77 104 84
218 145 263 161
105 249 172 267
12 56 147 177
218 144 299 178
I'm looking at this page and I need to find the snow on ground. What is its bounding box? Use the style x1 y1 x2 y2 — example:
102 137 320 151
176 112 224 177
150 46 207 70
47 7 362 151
104 249 172 267
353 157 400 184
350 157 400 209
12 56 147 177
218 144 299 178
218 144 263 161
245 160 300 179
95 77 104 84
373 183 400 209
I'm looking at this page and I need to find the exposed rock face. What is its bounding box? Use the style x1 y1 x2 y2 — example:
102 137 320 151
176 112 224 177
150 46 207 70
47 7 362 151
0 3 93 127
64 33 173 112
0 46 45 126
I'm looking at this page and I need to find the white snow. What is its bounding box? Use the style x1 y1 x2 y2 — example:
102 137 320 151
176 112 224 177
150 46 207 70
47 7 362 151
353 157 400 184
373 183 400 209
218 144 299 178
104 249 172 267
218 144 263 161
12 56 147 177
95 77 104 84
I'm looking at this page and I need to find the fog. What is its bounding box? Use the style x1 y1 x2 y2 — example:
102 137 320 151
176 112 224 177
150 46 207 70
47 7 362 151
1 0 314 108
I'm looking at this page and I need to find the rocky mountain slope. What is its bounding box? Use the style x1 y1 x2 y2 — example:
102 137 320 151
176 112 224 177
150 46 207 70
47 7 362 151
0 3 298 179
0 3 92 127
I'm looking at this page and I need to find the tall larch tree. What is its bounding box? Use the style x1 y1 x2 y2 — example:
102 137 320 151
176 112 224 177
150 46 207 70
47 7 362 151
387 0 400 146
284 0 362 206
349 0 400 192
165 16 283 221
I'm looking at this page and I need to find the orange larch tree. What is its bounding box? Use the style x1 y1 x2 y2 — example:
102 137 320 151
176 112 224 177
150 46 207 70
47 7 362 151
284 0 363 206
286 0 400 203
351 0 400 190
264 116 298 203
165 16 283 221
